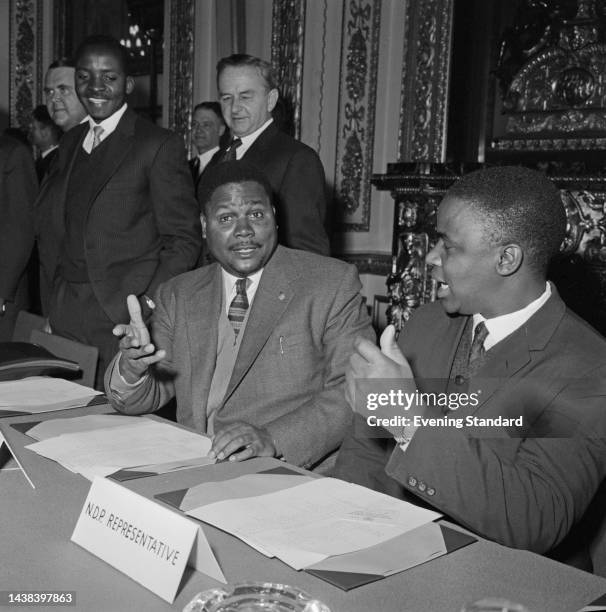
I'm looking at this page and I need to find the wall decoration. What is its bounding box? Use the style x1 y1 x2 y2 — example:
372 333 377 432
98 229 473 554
271 0 306 139
398 0 454 162
9 0 43 129
334 0 381 231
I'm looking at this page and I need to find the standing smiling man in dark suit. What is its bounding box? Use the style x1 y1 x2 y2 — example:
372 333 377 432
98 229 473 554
41 35 201 388
200 54 330 256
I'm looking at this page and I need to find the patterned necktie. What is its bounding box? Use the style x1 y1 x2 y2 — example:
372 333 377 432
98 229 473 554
468 321 489 374
91 125 104 150
228 277 249 337
221 137 242 162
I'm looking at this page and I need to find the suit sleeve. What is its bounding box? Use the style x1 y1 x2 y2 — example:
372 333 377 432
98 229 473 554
263 265 375 468
0 142 37 300
385 369 606 553
105 282 177 414
144 133 201 297
277 147 330 256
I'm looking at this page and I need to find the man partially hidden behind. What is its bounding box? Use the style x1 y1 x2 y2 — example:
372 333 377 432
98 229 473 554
105 161 373 471
189 101 226 183
199 54 330 256
29 105 62 182
334 166 606 569
39 35 201 388
43 58 87 132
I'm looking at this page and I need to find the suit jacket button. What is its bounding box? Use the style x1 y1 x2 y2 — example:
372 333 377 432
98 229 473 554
455 375 465 385
418 481 426 492
408 476 417 487
427 487 435 496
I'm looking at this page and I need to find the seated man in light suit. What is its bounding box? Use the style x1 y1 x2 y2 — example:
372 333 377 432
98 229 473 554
334 166 606 569
106 161 373 470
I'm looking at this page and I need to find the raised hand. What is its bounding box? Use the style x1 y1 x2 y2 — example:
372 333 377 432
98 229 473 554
112 294 166 383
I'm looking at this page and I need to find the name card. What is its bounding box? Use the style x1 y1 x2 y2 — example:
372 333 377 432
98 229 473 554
71 477 223 603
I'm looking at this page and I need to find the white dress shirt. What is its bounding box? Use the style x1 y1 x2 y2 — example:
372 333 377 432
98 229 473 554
82 103 128 153
235 119 273 159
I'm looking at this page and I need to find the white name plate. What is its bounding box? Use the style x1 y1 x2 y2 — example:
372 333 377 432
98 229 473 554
72 477 206 603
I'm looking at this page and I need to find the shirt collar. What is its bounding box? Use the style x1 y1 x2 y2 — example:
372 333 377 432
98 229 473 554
41 144 58 158
198 145 219 167
237 118 273 158
87 103 128 137
472 282 552 351
221 267 264 312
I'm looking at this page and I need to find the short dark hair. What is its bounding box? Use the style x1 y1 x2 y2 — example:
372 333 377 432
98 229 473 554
193 101 225 125
48 57 76 70
74 35 130 74
198 160 273 212
446 166 566 274
216 54 276 90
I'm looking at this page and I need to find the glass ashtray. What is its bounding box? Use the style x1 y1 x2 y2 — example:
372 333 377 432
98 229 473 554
183 582 331 612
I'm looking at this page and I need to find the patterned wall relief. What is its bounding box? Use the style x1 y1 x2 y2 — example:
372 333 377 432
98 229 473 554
334 0 381 232
491 0 606 153
9 0 43 129
271 0 306 140
167 0 194 144
398 0 454 162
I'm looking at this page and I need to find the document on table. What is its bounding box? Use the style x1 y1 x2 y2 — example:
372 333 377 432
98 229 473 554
0 377 102 416
188 477 442 570
26 414 143 441
25 419 213 480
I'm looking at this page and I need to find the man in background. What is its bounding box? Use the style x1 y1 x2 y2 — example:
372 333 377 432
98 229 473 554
37 35 201 388
29 105 62 182
43 58 87 132
199 54 330 256
189 101 226 183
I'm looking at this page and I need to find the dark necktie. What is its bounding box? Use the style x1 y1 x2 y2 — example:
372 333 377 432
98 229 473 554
228 278 249 337
220 137 242 162
192 156 201 177
468 321 489 374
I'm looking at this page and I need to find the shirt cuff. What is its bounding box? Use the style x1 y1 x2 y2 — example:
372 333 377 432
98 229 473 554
109 355 148 397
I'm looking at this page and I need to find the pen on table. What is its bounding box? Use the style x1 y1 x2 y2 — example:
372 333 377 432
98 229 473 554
279 336 284 355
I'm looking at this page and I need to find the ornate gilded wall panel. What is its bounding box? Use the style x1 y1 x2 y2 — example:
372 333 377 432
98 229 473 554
167 0 194 142
398 0 454 162
491 0 606 153
271 0 306 140
9 0 44 128
334 0 381 232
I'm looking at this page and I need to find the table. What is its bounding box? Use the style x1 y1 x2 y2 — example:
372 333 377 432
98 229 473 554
2 405 605 612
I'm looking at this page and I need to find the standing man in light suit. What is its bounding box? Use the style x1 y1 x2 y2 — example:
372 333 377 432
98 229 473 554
106 161 372 471
199 54 330 256
38 35 201 388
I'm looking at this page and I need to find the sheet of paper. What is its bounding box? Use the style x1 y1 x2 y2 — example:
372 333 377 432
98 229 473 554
0 376 102 414
26 420 212 480
188 477 441 570
27 414 143 441
180 473 313 511
305 521 447 575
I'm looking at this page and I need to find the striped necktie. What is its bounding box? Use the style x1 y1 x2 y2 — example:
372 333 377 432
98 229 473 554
468 321 489 374
228 277 249 337
92 125 104 150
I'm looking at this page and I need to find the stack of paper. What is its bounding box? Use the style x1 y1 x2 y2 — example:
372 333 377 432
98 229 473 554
0 377 102 417
187 477 442 570
25 418 214 480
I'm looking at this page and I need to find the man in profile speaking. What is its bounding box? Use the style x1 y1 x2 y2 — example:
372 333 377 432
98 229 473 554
106 161 373 471
335 166 606 569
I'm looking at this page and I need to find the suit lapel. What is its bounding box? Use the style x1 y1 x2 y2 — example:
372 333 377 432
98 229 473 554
470 288 566 412
184 265 222 432
221 247 293 405
82 111 136 215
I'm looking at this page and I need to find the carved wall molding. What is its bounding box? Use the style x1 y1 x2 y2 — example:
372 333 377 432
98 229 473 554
9 0 44 128
271 0 306 140
334 0 381 232
167 0 194 143
398 0 454 162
